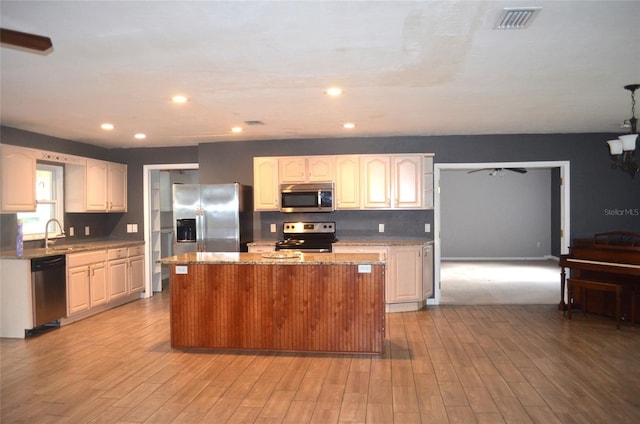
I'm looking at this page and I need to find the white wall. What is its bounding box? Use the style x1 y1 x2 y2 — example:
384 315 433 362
440 168 551 259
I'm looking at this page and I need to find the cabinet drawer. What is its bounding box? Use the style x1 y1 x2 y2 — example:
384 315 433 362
67 250 107 267
128 245 144 257
108 248 128 260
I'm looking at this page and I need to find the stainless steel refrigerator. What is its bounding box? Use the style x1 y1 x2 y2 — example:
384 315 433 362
172 183 252 254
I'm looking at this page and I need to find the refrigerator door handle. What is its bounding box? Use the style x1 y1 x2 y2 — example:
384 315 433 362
195 209 200 252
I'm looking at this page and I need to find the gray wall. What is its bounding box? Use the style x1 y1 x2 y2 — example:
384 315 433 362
2 127 639 251
441 169 552 258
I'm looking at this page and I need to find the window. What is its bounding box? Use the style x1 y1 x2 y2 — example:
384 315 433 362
18 163 64 240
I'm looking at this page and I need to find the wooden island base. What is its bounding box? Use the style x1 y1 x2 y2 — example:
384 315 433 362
169 262 385 354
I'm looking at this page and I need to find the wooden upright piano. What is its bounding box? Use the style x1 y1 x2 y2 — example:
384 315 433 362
559 232 640 324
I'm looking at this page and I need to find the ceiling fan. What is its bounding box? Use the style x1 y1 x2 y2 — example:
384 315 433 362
0 28 53 52
467 167 528 175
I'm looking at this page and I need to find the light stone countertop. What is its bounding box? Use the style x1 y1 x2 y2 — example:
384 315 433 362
159 251 385 265
333 239 432 246
1 240 145 260
248 239 432 247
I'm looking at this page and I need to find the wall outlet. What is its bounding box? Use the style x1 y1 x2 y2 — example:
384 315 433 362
133 224 138 233
270 223 277 233
69 227 74 236
425 223 431 233
85 226 90 236
378 223 384 233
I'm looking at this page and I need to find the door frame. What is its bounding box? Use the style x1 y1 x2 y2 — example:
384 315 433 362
142 163 198 298
430 160 570 305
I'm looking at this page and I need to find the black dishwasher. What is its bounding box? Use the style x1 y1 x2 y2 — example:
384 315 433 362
31 255 67 329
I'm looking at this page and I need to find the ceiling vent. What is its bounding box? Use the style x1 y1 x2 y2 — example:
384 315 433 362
244 120 264 126
495 7 541 30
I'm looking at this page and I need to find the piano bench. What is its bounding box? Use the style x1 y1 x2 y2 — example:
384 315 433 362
567 278 634 330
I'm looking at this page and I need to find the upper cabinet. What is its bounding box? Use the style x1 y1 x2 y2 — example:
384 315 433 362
66 159 127 213
253 157 280 211
361 154 424 209
392 155 423 209
279 156 335 183
253 153 434 211
335 156 360 209
361 156 391 208
0 144 37 212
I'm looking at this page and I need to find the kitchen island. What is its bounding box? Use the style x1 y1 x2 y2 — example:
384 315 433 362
160 252 386 354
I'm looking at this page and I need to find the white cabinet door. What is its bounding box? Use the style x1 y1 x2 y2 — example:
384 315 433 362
423 244 434 299
307 156 335 182
108 162 127 212
89 263 107 307
279 157 306 183
108 259 128 301
392 156 422 209
129 255 145 293
68 266 90 314
279 156 334 183
0 144 37 212
66 159 127 213
361 156 391 208
388 246 422 303
335 156 360 209
253 157 280 211
86 159 109 211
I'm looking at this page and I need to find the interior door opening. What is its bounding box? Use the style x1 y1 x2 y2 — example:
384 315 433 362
431 161 570 306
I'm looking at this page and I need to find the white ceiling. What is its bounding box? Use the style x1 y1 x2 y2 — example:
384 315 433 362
1 1 639 149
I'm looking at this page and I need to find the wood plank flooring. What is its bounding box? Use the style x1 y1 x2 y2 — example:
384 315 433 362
2 292 640 423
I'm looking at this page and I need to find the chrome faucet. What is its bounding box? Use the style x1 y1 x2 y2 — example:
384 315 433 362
45 218 65 249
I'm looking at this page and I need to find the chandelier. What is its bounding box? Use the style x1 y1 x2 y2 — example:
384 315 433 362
607 84 639 178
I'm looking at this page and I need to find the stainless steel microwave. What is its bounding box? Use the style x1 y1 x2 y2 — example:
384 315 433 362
280 182 335 213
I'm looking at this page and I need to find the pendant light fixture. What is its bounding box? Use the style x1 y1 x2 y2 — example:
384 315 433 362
607 84 639 178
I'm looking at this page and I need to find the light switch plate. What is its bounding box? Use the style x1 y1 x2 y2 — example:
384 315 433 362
85 226 90 236
69 227 74 236
425 223 431 232
270 224 276 233
378 224 384 233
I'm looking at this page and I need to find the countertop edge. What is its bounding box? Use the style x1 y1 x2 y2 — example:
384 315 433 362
1 240 145 260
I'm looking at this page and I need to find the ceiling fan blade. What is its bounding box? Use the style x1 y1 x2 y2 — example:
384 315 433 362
506 168 527 173
467 168 489 174
0 28 52 51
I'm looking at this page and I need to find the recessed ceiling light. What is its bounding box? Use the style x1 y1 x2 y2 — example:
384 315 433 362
134 133 146 139
101 123 115 130
231 127 243 133
325 87 342 96
343 122 356 129
172 95 188 103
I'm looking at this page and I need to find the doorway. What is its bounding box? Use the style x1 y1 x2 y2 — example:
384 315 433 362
431 161 570 305
142 163 198 298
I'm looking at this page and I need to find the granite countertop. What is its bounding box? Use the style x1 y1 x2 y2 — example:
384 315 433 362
248 239 432 247
1 240 145 260
159 251 385 265
247 241 278 246
333 239 432 246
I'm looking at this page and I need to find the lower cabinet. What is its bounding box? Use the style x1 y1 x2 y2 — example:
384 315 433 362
107 248 129 301
333 243 428 312
67 251 108 315
248 244 276 253
66 244 144 321
388 245 423 303
129 246 145 294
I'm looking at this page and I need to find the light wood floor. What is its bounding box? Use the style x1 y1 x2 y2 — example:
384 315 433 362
2 292 640 423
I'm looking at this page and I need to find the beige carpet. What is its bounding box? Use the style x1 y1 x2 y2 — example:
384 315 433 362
440 259 560 305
